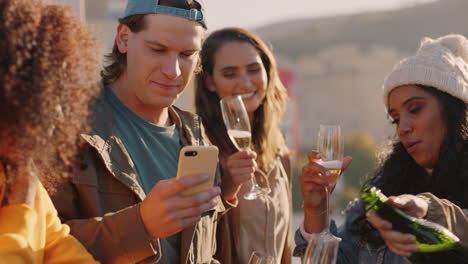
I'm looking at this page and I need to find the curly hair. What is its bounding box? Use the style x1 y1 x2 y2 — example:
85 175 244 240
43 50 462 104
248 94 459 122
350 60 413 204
195 27 289 171
351 85 468 246
0 0 99 192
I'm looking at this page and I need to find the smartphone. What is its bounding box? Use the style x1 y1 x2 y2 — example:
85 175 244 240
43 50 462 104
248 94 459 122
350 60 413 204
176 145 219 196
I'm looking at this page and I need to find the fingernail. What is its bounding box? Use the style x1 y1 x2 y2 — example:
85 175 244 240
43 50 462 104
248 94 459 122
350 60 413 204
201 174 209 180
326 171 331 177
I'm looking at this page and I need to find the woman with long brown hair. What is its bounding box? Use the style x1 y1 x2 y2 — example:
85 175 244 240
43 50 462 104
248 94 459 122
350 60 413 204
0 0 99 262
196 27 293 263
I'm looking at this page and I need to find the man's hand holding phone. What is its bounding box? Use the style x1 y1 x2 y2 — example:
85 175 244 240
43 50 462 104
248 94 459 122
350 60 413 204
140 174 220 239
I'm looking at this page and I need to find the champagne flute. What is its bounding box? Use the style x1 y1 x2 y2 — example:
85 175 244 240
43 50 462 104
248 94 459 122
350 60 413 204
264 256 276 264
220 95 269 200
303 124 343 264
248 251 263 264
317 125 343 186
248 252 275 264
303 234 341 264
317 124 343 232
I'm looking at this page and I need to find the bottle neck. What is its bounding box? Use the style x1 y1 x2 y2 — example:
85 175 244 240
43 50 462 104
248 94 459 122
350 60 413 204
361 187 387 211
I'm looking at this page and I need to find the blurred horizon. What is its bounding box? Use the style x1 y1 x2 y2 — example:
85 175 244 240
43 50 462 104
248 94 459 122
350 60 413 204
206 0 436 30
89 0 436 30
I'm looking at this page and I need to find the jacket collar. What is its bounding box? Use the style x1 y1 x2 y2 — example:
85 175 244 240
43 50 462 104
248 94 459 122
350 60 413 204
81 84 206 201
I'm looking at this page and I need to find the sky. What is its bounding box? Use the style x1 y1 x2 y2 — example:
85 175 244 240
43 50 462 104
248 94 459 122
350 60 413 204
206 0 436 31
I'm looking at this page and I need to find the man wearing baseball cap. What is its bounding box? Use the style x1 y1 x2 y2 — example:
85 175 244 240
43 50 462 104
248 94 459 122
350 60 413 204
51 1 235 263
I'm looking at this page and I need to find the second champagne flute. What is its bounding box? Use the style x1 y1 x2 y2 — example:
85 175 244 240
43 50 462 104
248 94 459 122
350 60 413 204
248 252 275 264
317 124 344 231
302 124 344 264
220 95 267 200
248 251 263 264
317 125 344 187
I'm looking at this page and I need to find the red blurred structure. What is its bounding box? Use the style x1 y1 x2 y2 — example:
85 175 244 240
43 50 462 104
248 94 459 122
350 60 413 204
279 68 300 160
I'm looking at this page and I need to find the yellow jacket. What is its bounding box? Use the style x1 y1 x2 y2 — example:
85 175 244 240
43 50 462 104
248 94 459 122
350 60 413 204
0 165 98 264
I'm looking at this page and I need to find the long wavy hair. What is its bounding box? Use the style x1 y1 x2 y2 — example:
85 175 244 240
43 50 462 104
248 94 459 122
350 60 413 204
352 85 468 245
101 0 203 85
0 0 99 192
195 28 289 171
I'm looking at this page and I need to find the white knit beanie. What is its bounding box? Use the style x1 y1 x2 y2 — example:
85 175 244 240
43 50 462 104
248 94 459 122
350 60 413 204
383 34 468 107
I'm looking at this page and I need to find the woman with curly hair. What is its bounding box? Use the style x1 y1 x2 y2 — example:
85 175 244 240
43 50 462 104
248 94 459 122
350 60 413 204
0 0 99 262
296 34 468 263
195 27 293 263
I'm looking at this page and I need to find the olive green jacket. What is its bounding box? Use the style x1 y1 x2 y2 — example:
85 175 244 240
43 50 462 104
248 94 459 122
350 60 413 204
51 88 229 264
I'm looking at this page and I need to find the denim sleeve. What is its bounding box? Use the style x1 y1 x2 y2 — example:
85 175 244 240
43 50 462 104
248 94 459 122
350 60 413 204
293 226 307 258
335 220 360 264
293 221 343 259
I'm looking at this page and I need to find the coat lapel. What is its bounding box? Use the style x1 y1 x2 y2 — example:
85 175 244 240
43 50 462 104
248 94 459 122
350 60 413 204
81 86 146 201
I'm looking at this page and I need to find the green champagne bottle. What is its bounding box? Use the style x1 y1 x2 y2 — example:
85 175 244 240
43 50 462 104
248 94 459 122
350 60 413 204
360 187 460 252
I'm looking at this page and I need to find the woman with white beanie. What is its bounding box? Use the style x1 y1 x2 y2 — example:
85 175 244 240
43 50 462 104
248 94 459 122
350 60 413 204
294 34 468 263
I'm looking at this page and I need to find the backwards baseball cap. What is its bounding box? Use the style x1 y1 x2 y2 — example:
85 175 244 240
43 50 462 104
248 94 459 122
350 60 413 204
124 0 207 28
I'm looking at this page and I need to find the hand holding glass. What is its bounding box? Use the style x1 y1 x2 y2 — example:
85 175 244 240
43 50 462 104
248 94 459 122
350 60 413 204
220 95 270 200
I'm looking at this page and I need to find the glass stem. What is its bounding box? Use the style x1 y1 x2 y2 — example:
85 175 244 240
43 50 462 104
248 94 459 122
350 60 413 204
324 185 330 233
246 146 260 190
250 178 259 190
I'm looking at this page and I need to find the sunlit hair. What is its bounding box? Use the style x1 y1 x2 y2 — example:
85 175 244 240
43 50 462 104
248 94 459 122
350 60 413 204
101 0 203 84
352 85 468 247
195 27 289 171
0 0 99 191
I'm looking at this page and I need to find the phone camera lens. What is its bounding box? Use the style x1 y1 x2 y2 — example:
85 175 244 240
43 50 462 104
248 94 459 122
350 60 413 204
184 151 198 157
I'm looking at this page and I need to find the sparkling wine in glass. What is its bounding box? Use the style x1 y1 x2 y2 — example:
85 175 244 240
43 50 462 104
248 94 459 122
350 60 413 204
227 129 252 150
317 125 343 186
220 95 269 200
